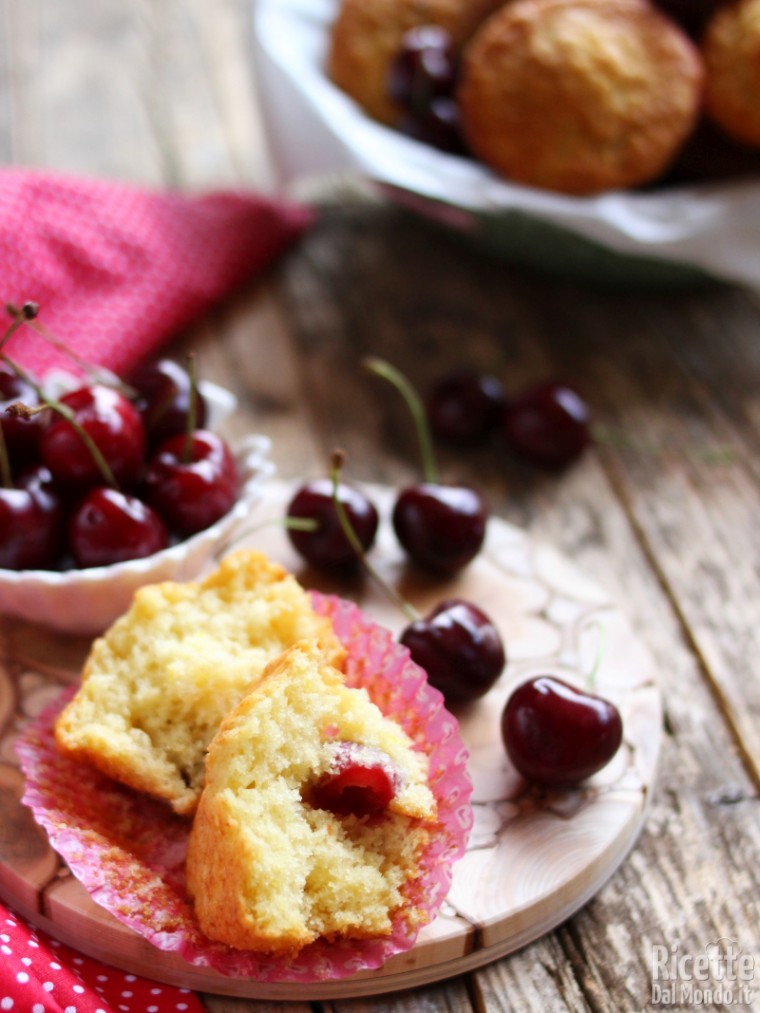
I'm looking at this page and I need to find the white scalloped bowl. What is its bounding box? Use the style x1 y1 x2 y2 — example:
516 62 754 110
0 383 275 636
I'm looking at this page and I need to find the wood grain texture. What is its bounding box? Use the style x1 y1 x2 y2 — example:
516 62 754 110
0 0 757 1009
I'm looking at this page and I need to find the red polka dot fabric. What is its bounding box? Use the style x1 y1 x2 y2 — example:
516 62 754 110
0 902 204 1012
0 169 314 378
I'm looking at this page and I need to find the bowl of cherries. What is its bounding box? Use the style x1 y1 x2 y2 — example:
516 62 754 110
0 308 273 635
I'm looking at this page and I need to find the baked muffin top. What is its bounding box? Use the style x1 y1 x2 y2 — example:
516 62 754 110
456 0 704 194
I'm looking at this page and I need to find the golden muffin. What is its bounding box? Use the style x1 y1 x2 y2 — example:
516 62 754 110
456 0 704 194
328 0 504 125
186 640 437 955
702 0 760 148
55 551 346 815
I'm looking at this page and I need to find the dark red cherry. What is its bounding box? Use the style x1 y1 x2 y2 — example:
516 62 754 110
501 676 623 786
0 366 47 464
400 598 505 704
398 96 467 153
308 742 398 817
427 370 506 446
41 384 146 490
141 430 238 537
651 0 724 35
129 358 207 447
68 487 168 568
286 478 379 570
387 25 458 115
503 382 591 470
393 482 487 574
0 466 65 570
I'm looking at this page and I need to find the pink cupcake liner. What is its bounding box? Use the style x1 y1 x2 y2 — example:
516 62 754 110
16 592 473 984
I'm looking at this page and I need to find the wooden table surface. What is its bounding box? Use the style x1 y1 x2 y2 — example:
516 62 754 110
1 1 758 1011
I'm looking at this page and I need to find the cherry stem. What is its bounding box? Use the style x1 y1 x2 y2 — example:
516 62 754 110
585 622 606 693
1 354 33 388
363 356 438 484
330 448 419 623
182 353 198 465
212 515 319 562
5 303 135 397
0 302 38 355
3 352 119 491
283 516 320 532
53 403 119 489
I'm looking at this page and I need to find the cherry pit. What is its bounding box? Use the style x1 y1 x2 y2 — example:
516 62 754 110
0 302 239 571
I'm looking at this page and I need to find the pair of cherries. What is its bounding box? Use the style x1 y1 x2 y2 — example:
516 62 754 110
427 370 592 470
0 306 238 570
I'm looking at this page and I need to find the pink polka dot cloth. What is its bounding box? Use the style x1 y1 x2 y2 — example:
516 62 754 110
0 168 314 378
0 901 204 1013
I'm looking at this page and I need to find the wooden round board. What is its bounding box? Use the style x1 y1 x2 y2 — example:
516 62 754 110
0 480 662 1000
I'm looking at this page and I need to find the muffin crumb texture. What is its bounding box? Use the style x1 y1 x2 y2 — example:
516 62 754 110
456 0 703 194
54 550 346 815
186 640 437 955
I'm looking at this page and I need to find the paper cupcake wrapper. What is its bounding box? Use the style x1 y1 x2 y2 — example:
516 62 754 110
17 592 473 983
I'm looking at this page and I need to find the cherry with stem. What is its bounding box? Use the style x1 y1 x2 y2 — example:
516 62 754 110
364 356 488 574
285 443 379 571
129 354 208 447
500 624 623 786
327 450 411 616
0 355 47 466
141 354 238 538
6 382 119 492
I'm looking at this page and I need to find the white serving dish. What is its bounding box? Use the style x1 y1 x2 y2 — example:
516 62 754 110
0 382 275 636
251 0 760 288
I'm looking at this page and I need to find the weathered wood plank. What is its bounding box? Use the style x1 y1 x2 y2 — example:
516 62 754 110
524 281 760 789
201 999 313 1013
325 978 474 1013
